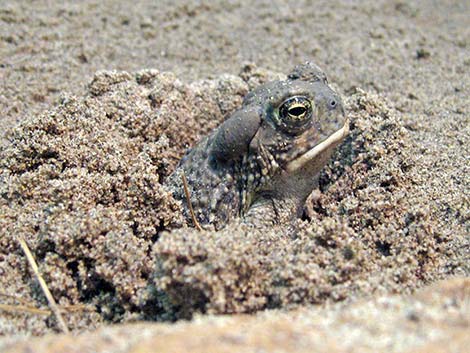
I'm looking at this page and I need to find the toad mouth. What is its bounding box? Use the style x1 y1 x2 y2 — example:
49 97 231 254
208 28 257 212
286 119 350 173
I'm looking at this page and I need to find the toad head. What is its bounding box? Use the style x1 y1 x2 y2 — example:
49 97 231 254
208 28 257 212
166 62 349 229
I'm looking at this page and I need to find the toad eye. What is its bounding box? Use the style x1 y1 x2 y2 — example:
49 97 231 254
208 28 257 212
279 96 312 122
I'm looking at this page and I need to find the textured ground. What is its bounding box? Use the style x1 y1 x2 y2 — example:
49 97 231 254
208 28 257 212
0 0 468 350
1 278 469 353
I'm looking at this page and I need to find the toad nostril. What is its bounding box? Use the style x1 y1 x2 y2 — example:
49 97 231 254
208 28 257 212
329 99 337 108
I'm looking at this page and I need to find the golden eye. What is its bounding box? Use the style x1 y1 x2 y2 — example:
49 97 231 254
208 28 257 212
279 96 312 122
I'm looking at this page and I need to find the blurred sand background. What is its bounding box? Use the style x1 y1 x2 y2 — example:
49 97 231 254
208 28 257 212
0 0 469 352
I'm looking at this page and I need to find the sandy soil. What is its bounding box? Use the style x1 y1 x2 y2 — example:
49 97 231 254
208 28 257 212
0 0 468 350
1 278 469 353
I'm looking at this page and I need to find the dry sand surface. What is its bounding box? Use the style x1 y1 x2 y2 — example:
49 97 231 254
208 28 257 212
0 0 469 351
1 278 469 353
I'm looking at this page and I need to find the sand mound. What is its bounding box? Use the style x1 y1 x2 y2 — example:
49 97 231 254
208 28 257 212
0 69 248 333
0 68 464 334
151 88 453 318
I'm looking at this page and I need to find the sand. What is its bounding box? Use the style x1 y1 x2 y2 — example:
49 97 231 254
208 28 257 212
0 0 468 351
1 278 469 353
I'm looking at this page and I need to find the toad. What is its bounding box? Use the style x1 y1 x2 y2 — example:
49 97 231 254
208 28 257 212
165 62 349 229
